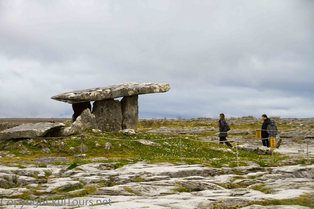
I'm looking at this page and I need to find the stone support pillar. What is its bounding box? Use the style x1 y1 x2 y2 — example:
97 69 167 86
121 95 139 130
92 99 122 132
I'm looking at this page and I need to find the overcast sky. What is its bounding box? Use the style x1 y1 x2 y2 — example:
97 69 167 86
0 0 313 119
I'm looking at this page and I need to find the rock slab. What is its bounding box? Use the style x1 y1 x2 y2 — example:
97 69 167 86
0 123 65 140
51 82 171 104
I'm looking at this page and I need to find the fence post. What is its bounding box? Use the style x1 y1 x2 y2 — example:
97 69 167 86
236 137 239 167
307 138 309 160
180 135 182 163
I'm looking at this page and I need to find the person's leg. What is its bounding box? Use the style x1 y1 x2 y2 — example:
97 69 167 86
262 139 267 146
220 137 226 144
266 138 270 147
225 139 233 148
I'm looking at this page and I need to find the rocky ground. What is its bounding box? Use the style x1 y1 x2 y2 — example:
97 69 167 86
0 117 313 208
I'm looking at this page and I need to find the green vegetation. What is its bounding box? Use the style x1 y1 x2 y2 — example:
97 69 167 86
246 193 314 208
251 184 273 194
0 118 312 169
0 118 313 208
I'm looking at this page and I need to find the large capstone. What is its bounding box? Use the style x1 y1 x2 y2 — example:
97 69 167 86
121 95 138 130
51 82 170 104
92 99 122 132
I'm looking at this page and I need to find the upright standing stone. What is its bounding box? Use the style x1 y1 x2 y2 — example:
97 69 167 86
121 95 138 130
72 102 91 122
93 99 122 132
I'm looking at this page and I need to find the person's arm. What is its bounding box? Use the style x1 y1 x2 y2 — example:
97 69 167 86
267 125 271 135
219 120 225 132
275 126 278 136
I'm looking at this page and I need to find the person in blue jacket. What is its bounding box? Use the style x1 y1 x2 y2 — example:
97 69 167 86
267 120 278 138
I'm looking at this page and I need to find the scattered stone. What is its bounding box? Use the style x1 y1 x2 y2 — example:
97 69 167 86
105 142 113 150
92 129 102 133
0 123 65 139
41 148 51 154
91 157 108 161
237 144 272 155
33 157 70 164
137 140 161 146
77 144 88 152
19 150 32 154
5 154 15 158
27 138 34 144
74 154 86 158
147 126 216 135
163 142 171 146
122 129 136 136
208 147 235 154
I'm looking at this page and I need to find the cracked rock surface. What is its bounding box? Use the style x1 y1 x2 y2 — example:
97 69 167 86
0 161 312 208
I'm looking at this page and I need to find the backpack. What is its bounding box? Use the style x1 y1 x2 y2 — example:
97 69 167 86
225 123 231 132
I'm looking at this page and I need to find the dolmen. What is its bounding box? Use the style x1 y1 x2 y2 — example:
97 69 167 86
51 82 171 132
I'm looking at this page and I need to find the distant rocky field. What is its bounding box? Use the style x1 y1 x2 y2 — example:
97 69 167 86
0 116 313 209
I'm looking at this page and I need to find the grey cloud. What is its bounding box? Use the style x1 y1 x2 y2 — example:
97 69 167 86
0 0 313 119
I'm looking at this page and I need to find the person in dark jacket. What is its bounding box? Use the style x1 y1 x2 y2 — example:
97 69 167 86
267 120 278 138
219 113 232 148
261 114 271 147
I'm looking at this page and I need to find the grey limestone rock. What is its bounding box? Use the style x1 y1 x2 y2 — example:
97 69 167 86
41 148 51 154
137 140 161 147
121 95 138 130
0 122 65 140
62 108 98 135
122 129 136 136
51 82 170 104
105 142 113 150
93 99 122 132
72 101 91 122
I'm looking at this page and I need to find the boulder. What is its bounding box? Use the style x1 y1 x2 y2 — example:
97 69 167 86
51 82 170 104
0 123 65 140
121 129 136 136
93 99 122 132
72 102 91 122
105 142 113 150
41 148 51 154
62 109 98 135
137 140 161 147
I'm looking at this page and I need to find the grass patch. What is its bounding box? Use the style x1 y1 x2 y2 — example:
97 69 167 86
250 184 272 194
246 193 314 208
124 187 141 196
67 162 79 170
173 186 192 193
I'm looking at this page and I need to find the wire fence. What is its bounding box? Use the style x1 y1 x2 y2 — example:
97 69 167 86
79 129 313 167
